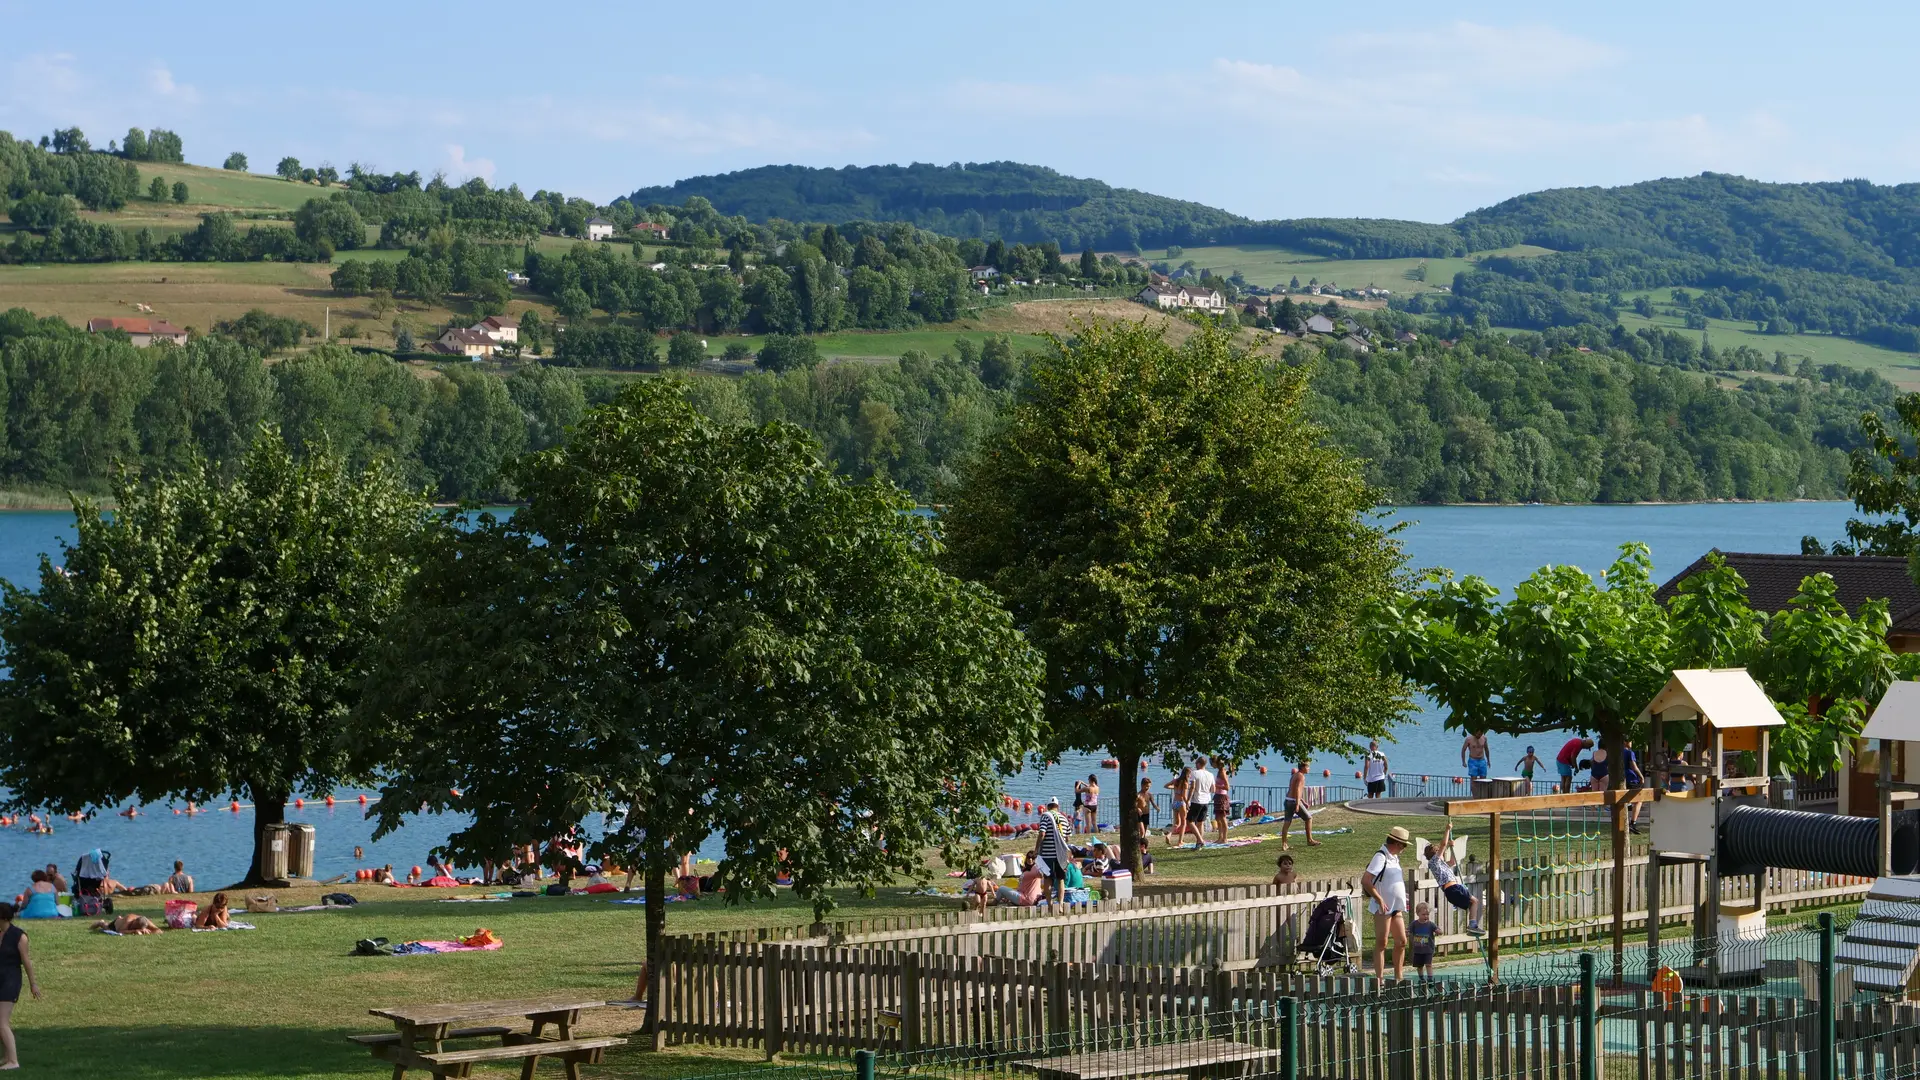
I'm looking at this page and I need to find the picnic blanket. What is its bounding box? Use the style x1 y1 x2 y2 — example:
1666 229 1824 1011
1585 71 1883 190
390 939 503 954
190 921 256 932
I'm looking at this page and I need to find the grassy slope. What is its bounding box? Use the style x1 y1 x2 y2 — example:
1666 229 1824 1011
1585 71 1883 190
1115 244 1555 294
1615 295 1920 389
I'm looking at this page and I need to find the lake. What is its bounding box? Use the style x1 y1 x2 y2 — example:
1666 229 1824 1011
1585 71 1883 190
0 501 1861 888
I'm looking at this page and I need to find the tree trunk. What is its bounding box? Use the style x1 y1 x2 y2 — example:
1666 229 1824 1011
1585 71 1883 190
1604 720 1628 987
1117 748 1142 877
643 860 666 1048
234 788 289 888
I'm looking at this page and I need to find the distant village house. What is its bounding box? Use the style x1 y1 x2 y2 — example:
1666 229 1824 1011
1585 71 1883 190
433 328 496 358
473 315 518 345
584 217 615 241
87 316 187 347
631 222 671 241
1136 284 1227 312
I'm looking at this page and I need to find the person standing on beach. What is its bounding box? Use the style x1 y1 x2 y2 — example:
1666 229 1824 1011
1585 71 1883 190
1178 756 1216 850
0 901 43 1069
1163 767 1191 845
1280 761 1320 850
1462 732 1490 783
1362 742 1389 798
1211 759 1232 846
1135 777 1154 832
1036 797 1073 900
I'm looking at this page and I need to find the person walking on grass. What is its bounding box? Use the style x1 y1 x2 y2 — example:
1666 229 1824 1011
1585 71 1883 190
1462 731 1490 783
0 901 42 1069
1211 759 1232 846
1362 826 1411 981
1163 767 1191 845
1178 756 1216 850
1280 760 1321 851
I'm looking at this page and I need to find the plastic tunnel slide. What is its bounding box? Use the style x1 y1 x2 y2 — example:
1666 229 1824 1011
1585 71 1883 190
1717 805 1920 878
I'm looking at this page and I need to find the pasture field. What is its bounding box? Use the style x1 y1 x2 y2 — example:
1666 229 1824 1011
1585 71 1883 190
132 160 336 214
1614 300 1920 388
1118 243 1555 294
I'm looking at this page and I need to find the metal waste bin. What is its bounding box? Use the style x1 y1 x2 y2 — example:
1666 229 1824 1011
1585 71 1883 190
288 823 316 878
262 823 292 881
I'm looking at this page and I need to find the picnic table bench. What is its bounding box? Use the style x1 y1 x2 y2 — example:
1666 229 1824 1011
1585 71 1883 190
1011 1038 1279 1080
350 996 627 1080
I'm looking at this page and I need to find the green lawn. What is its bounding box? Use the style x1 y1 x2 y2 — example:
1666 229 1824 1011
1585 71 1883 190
134 161 336 214
699 329 1049 361
1118 244 1555 294
1615 302 1920 388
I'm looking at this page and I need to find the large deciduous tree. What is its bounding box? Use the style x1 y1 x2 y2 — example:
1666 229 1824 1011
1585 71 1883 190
941 319 1408 877
356 382 1044 1004
0 432 430 884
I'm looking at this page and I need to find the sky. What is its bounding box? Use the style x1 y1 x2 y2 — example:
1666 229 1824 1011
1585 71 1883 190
3 1 1917 224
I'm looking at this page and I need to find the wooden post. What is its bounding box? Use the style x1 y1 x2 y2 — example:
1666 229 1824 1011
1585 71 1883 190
1647 715 1666 971
1487 810 1501 982
1706 728 1725 988
1881 737 1895 878
899 952 921 1055
763 944 784 1059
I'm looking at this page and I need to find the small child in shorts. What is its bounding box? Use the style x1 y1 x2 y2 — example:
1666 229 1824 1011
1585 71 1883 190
1408 901 1437 981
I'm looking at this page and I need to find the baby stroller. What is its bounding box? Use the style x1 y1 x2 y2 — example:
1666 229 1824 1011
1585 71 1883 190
1297 895 1356 974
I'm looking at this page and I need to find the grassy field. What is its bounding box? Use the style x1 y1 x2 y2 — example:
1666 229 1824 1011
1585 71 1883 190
11 804 1423 1080
1614 299 1920 389
1114 244 1556 294
132 161 335 214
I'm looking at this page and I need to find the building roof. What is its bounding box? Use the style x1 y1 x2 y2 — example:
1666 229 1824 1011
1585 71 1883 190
1654 550 1920 633
632 221 669 230
1639 668 1785 729
441 329 495 347
1142 284 1181 296
1184 287 1221 299
1865 682 1920 742
88 316 184 336
1305 314 1336 333
480 315 519 329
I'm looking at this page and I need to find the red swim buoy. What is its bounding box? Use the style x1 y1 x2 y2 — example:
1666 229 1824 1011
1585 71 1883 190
294 798 305 808
409 865 421 878
325 796 335 807
172 808 180 815
1454 777 1464 784
1322 769 1330 777
1422 775 1429 782
1258 765 1268 775
357 794 368 805
1354 771 1362 779
229 801 240 812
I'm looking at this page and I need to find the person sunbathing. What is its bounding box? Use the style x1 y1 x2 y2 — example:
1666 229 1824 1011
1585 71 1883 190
195 893 231 929
92 914 161 935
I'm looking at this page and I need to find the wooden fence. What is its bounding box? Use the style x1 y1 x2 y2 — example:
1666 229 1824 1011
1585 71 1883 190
656 949 1920 1080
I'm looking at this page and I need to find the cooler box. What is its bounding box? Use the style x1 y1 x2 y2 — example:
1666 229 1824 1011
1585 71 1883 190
1102 869 1132 902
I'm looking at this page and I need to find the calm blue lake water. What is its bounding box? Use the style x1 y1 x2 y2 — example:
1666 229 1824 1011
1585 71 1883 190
0 502 1861 888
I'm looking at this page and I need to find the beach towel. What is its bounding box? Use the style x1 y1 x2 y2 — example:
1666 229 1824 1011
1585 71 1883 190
390 939 503 954
437 896 509 903
583 883 619 894
190 921 255 932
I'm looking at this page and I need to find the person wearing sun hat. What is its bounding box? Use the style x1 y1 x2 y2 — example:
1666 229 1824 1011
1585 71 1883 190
1362 825 1412 980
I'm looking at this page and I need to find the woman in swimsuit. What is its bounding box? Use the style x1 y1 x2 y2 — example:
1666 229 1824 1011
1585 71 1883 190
1081 775 1100 834
1163 768 1191 845
196 892 231 929
0 902 41 1069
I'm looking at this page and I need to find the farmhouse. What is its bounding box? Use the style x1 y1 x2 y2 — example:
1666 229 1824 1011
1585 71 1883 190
584 217 615 241
87 316 188 347
473 315 519 344
631 222 671 241
1136 284 1228 312
433 328 496 358
970 265 999 282
1304 314 1336 334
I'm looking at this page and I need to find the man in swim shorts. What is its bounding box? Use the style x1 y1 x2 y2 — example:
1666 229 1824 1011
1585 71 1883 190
1462 731 1490 781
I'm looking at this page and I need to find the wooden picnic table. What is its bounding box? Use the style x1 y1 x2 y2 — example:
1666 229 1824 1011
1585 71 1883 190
351 996 626 1080
1011 1038 1278 1080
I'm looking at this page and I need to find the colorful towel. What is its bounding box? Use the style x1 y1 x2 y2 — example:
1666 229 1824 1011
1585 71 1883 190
190 921 256 932
391 939 503 954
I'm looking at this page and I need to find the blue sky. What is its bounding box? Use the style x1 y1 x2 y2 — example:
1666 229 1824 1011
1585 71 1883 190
2 1 1914 223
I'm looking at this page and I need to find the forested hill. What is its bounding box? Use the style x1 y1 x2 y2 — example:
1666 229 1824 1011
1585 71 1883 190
629 162 1248 252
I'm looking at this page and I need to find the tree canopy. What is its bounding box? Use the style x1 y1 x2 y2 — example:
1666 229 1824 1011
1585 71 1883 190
356 381 1045 986
941 319 1408 875
0 431 431 883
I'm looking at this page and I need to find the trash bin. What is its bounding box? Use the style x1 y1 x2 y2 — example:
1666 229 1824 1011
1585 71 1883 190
262 823 291 882
288 823 316 878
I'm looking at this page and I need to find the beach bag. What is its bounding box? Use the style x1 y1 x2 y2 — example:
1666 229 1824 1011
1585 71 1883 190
497 869 522 886
163 899 198 930
354 937 391 956
75 894 110 917
320 892 358 907
544 883 568 896
245 894 278 913
1062 887 1091 905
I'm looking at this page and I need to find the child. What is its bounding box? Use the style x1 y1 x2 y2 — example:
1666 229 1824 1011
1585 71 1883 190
1426 823 1484 935
1515 746 1542 796
1408 901 1437 981
1272 852 1298 887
